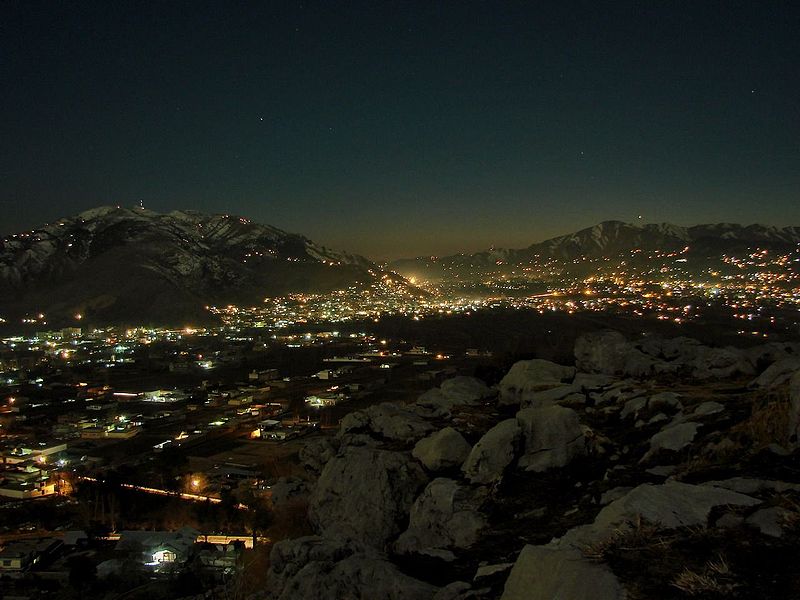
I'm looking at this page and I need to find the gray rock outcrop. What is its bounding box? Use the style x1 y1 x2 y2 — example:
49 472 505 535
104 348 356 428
267 536 438 600
413 427 472 472
749 357 800 388
518 384 582 409
789 371 800 445
462 419 521 484
501 545 625 600
745 506 788 538
440 376 493 403
299 437 339 474
417 376 493 416
574 330 635 375
499 359 575 405
339 402 435 444
558 481 760 547
575 331 758 381
395 478 487 559
270 477 309 508
309 447 428 549
516 406 586 472
641 422 700 462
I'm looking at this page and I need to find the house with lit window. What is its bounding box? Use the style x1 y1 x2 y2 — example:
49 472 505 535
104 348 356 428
115 527 200 570
0 539 61 572
0 460 57 499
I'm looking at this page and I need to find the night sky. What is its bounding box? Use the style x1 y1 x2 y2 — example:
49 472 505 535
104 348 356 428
2 1 799 260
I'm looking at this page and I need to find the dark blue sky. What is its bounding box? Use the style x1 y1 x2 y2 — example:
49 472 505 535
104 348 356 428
2 1 799 259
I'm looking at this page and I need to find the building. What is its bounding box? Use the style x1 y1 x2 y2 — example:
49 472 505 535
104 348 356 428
0 461 58 498
0 539 61 571
116 527 200 570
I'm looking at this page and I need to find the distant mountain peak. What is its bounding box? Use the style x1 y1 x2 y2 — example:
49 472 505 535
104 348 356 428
391 220 800 280
0 206 382 326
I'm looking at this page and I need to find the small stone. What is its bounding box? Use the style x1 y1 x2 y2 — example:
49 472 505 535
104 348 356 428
745 507 789 538
693 401 725 417
474 562 513 581
715 513 744 529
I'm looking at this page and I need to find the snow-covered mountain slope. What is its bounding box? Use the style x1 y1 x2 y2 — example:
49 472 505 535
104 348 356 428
0 206 380 326
391 221 800 279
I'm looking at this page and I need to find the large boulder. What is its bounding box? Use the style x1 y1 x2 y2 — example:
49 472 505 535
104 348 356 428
749 358 800 388
501 545 625 600
340 402 435 444
558 481 760 547
440 376 493 403
577 332 759 381
309 447 428 549
641 422 700 462
648 391 683 411
413 427 472 472
789 371 800 445
499 360 575 406
267 536 438 600
572 372 616 390
416 388 454 417
574 331 634 375
691 346 754 380
620 391 681 420
700 477 800 495
646 336 704 362
416 376 492 416
299 436 339 474
395 478 487 559
462 419 521 484
620 396 648 420
516 406 586 472
745 507 789 538
269 477 309 508
518 384 582 409
621 351 661 378
267 536 362 597
692 401 724 417
746 342 800 370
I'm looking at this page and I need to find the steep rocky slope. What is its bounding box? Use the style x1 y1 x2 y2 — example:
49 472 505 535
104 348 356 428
261 333 800 599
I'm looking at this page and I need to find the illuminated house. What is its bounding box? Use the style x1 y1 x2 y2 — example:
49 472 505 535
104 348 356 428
0 461 57 499
116 527 200 570
0 539 61 571
1 440 68 465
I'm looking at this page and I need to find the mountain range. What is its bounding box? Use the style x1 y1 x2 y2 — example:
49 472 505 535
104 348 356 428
0 206 381 327
391 221 800 280
2 210 798 328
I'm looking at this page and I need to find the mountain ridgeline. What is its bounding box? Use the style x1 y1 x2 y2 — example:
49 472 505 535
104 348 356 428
0 206 383 327
2 211 798 328
391 221 800 280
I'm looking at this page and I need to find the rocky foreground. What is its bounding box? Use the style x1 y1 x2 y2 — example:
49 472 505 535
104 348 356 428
261 332 800 599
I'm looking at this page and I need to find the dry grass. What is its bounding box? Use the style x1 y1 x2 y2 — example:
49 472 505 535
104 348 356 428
731 392 792 450
582 516 669 561
774 495 800 535
672 554 739 596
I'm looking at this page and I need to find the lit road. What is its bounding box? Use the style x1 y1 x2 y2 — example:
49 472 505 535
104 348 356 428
78 476 249 510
